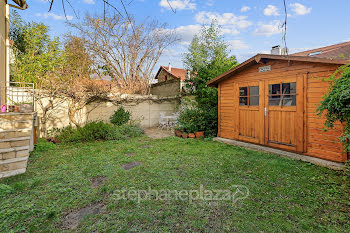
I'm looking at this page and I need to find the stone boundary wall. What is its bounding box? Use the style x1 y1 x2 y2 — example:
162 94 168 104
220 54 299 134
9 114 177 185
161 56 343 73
35 94 180 134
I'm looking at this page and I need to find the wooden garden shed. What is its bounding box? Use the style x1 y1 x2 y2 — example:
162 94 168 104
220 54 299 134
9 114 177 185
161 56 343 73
207 47 349 163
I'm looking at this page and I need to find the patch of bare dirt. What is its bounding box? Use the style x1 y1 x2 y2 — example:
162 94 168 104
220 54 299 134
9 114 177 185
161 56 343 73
90 176 106 188
61 203 106 230
144 127 174 139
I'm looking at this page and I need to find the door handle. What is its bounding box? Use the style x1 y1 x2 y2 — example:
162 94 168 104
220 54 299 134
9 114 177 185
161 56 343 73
264 107 268 116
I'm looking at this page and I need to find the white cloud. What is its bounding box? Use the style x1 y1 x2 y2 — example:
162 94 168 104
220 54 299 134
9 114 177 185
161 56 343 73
228 40 249 50
163 24 201 46
206 0 214 6
159 0 196 11
264 5 279 16
195 11 252 35
174 24 202 45
254 20 282 36
35 12 73 21
240 6 251 13
83 0 95 4
290 3 311 15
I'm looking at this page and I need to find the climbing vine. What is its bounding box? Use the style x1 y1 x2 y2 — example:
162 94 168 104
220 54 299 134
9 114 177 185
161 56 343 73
317 64 350 153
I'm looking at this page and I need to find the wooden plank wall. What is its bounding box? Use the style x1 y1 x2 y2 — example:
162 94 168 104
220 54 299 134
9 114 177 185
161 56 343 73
219 79 235 139
305 71 347 162
218 59 347 162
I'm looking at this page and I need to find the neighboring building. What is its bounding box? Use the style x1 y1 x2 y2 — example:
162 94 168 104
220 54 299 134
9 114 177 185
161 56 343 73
0 0 28 105
207 42 350 163
150 64 190 97
1 0 35 180
0 0 8 105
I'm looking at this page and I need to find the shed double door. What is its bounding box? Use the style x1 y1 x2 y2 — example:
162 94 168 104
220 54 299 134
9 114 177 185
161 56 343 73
234 77 304 152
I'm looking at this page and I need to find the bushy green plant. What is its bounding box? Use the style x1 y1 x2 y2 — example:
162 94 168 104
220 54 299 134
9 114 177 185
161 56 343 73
183 22 238 136
178 107 205 134
110 107 130 126
317 65 350 152
34 138 57 152
55 121 143 143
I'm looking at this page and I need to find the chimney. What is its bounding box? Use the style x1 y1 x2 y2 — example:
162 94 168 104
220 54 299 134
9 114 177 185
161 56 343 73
168 63 172 72
271 45 281 55
281 47 289 55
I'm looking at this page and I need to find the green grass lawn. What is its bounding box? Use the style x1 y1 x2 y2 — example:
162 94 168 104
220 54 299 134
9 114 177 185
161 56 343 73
1 136 349 232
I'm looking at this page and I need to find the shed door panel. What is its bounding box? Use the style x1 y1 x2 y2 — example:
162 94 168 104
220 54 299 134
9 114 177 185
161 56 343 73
264 77 304 152
235 82 264 144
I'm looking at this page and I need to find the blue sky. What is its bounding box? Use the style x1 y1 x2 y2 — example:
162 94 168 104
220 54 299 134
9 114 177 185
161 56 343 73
13 0 350 70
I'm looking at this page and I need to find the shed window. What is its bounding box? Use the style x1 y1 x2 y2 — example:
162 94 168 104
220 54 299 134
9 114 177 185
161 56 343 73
239 86 259 106
268 82 296 106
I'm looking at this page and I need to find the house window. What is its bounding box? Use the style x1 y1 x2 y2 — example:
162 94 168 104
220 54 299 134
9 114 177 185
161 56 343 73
239 86 259 106
268 82 296 106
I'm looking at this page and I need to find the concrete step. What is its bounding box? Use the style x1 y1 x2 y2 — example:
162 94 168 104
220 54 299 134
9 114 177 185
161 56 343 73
0 137 31 149
0 157 28 178
0 120 32 130
0 129 32 140
0 136 31 142
0 146 30 160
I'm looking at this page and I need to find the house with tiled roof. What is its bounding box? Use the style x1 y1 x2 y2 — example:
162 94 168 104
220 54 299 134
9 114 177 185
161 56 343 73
292 41 350 59
150 64 191 97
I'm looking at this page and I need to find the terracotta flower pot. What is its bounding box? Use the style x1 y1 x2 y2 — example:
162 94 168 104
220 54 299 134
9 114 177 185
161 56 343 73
182 133 188 138
195 131 204 138
175 130 182 137
188 133 195 138
14 106 19 112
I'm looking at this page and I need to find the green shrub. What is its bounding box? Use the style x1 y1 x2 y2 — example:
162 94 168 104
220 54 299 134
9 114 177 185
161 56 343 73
317 65 350 152
178 106 205 134
34 138 57 152
110 107 130 126
55 121 143 143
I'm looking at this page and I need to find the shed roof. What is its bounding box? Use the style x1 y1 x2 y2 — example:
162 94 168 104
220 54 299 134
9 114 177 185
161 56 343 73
207 54 348 87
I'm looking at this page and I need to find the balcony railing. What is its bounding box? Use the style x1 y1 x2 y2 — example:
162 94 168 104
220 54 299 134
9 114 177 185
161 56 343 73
0 81 35 113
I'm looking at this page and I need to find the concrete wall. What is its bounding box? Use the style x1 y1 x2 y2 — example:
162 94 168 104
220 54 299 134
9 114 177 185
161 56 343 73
150 79 181 97
86 97 178 128
0 1 8 105
35 94 180 134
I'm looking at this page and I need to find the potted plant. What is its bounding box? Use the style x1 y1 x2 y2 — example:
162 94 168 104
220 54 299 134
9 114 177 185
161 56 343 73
195 131 204 138
175 126 183 137
194 111 205 138
182 132 188 138
187 122 197 139
188 133 195 138
8 105 15 112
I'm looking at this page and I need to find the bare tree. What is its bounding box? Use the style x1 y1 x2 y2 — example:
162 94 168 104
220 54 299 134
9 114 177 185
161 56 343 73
69 13 178 94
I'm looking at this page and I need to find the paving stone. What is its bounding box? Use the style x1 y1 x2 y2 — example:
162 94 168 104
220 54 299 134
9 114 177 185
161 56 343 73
121 161 142 170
